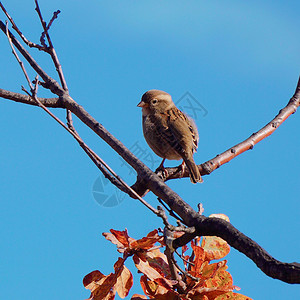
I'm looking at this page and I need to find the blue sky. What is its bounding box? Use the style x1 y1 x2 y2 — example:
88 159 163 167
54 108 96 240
0 1 299 299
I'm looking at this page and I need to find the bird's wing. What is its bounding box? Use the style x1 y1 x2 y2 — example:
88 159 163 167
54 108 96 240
163 107 198 154
185 114 199 152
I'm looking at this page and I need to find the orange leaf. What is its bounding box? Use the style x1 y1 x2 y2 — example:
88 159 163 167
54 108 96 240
115 265 133 298
201 261 228 283
111 229 133 247
198 214 230 262
215 291 253 300
133 254 165 281
209 214 230 223
146 249 171 278
102 229 134 253
188 261 237 299
83 258 131 300
130 229 163 250
131 294 148 300
133 254 176 291
190 241 205 276
189 260 241 299
103 229 164 254
140 274 156 296
188 286 232 299
189 295 209 300
187 260 229 293
83 270 105 290
85 273 117 300
201 236 230 261
153 290 179 300
148 248 168 262
140 275 179 300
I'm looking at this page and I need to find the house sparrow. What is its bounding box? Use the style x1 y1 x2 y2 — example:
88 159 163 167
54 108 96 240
137 90 203 183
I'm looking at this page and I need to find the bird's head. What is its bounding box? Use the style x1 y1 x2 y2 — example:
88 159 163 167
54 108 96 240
137 90 174 114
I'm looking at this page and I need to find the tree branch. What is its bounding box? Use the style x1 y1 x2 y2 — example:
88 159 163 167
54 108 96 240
172 217 300 284
1 5 299 284
0 88 62 107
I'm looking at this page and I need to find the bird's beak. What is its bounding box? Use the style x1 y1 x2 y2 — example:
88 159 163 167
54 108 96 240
137 100 149 108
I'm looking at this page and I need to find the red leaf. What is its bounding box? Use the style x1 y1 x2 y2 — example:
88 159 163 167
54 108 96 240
83 258 132 300
140 275 179 299
85 272 117 300
190 241 205 276
103 229 164 254
115 265 133 298
102 229 134 253
83 270 105 288
110 229 133 247
130 229 163 250
133 254 176 291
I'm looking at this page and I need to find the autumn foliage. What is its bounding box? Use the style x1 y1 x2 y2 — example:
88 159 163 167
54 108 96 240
83 214 251 300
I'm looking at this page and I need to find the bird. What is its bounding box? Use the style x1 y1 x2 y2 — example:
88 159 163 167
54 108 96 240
137 89 203 183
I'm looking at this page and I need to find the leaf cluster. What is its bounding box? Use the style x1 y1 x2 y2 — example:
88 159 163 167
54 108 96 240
83 215 251 300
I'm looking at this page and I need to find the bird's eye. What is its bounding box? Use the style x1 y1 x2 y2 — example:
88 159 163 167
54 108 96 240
152 99 158 105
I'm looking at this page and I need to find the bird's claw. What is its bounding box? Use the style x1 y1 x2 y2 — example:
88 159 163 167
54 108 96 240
155 158 169 179
155 165 169 179
179 161 185 177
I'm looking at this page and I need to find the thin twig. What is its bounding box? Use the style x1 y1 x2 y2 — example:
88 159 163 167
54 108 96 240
157 207 195 234
5 24 158 215
164 228 186 293
175 249 195 266
46 10 61 31
5 21 33 90
35 0 53 48
66 110 75 131
35 0 68 92
0 2 46 50
171 255 200 282
157 198 185 223
34 1 73 129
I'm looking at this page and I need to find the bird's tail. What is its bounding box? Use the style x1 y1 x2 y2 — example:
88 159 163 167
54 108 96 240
183 156 203 184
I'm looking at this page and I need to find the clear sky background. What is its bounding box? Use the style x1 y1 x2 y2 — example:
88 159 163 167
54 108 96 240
0 1 299 299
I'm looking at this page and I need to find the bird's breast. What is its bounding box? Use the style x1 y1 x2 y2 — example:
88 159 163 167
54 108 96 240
142 114 181 160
